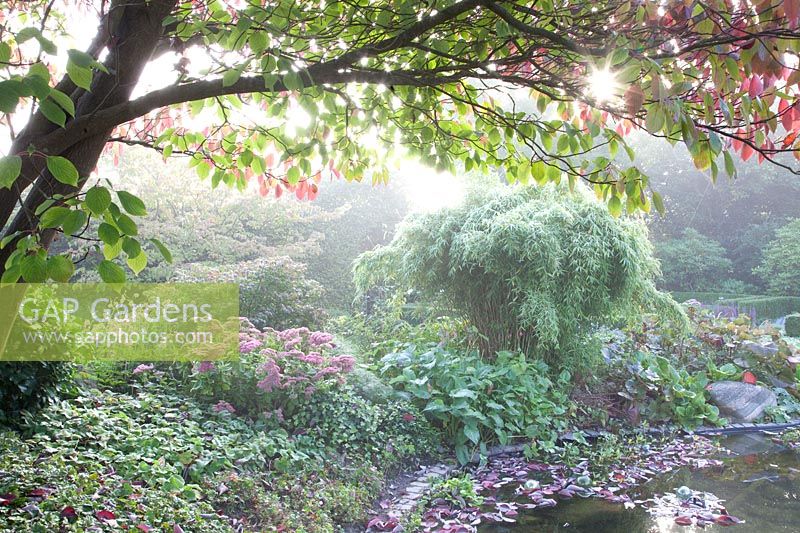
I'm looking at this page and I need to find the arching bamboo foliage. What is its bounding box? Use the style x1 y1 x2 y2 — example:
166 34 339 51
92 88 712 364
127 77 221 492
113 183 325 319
354 184 683 364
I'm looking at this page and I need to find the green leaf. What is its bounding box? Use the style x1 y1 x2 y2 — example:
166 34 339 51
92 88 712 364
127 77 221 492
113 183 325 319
0 155 22 189
84 186 112 215
38 98 66 127
652 191 665 215
122 237 142 258
98 260 126 283
98 222 120 245
608 195 622 217
61 210 87 236
222 69 242 87
117 190 147 216
127 251 148 275
20 254 47 282
286 166 301 185
46 255 75 282
46 156 79 186
38 206 72 229
115 213 139 236
463 424 481 445
66 61 93 90
48 89 75 116
1 265 21 284
150 238 173 264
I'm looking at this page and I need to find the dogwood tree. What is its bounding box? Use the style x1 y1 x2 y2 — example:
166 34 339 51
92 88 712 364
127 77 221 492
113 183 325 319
0 0 799 282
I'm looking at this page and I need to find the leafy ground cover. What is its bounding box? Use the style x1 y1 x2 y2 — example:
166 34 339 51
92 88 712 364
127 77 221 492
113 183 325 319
0 325 440 532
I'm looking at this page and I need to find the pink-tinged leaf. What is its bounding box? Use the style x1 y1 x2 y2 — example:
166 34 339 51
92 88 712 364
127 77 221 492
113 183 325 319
779 99 793 131
715 514 742 526
60 506 78 520
786 0 800 24
0 493 16 506
137 525 152 532
741 143 754 161
748 75 763 98
675 515 694 526
96 509 116 521
366 516 399 531
173 526 185 533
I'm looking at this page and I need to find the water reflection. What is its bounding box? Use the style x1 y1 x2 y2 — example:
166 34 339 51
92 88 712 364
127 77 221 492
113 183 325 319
480 434 799 533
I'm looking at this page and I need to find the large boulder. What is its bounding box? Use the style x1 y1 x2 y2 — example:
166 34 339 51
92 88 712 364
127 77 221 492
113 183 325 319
785 314 800 338
740 340 779 359
707 381 777 423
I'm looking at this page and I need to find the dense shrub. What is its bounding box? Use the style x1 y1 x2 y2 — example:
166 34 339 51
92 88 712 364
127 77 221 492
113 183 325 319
0 362 72 424
655 228 733 291
786 314 800 338
178 257 326 330
755 218 800 296
355 184 681 366
379 345 572 463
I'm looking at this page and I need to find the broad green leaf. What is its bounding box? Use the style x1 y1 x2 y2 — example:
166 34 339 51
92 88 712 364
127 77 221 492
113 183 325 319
38 99 67 127
46 255 75 282
98 222 120 245
46 156 79 186
117 190 148 216
652 191 665 215
127 251 148 275
38 206 72 229
608 195 622 217
0 155 22 189
84 186 112 215
20 254 48 282
48 89 75 116
115 213 139 236
150 238 173 264
98 260 126 283
66 61 93 90
61 210 87 236
122 237 142 258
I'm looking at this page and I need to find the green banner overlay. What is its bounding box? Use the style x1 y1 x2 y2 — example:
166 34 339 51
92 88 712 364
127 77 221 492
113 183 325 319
0 284 239 361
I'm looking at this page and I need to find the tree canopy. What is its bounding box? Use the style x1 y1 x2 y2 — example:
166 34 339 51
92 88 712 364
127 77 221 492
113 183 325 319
1 0 800 282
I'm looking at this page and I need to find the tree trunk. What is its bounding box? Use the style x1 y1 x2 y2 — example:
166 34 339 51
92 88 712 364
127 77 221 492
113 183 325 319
0 0 177 275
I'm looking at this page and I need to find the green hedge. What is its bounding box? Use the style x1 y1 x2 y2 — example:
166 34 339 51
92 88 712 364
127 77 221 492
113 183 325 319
670 291 800 320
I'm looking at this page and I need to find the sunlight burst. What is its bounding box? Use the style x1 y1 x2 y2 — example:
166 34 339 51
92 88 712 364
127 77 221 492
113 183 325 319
586 67 620 104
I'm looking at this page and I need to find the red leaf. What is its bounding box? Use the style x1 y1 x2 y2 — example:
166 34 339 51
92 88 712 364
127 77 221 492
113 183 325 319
779 99 793 131
0 493 16 506
715 514 742 526
675 515 694 526
60 506 78 520
96 509 116 521
741 143 755 161
742 371 757 385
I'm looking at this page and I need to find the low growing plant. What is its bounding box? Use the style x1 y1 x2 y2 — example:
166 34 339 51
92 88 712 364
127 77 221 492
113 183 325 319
379 345 572 464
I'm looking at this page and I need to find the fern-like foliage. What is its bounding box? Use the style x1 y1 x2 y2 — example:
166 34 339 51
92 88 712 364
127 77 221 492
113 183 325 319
354 184 683 365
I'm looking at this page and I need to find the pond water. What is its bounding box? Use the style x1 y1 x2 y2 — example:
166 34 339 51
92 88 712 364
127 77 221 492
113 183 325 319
480 433 800 533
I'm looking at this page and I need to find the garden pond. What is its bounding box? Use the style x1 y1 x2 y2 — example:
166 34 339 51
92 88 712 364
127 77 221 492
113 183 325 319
419 432 800 533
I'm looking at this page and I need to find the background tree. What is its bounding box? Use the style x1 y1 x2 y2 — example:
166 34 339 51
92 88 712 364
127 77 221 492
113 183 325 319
755 219 800 296
655 228 733 291
1 0 800 282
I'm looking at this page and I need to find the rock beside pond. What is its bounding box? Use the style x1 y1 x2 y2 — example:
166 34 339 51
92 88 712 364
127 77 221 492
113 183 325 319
740 340 779 359
708 381 777 423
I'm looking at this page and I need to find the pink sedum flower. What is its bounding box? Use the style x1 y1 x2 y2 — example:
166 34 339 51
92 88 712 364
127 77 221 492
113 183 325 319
132 363 154 375
197 361 216 373
213 400 236 414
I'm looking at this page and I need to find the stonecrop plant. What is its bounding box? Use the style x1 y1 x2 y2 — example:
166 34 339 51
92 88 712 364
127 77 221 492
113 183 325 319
185 319 355 419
